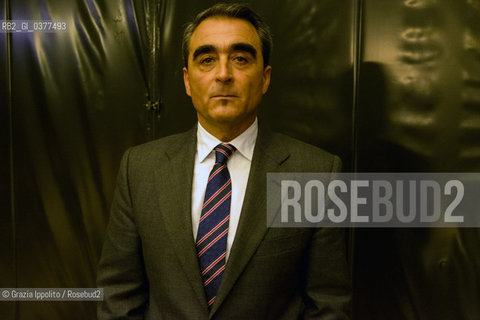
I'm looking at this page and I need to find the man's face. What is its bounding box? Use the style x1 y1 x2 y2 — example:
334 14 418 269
183 17 271 133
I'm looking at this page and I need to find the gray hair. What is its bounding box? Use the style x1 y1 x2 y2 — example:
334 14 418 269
182 3 272 68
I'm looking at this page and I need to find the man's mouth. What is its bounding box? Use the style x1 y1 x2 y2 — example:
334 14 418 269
211 93 238 98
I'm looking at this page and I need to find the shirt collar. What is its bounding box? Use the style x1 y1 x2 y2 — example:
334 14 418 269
197 118 258 163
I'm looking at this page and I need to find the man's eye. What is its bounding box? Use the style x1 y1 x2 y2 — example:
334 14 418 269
233 56 249 64
200 57 214 65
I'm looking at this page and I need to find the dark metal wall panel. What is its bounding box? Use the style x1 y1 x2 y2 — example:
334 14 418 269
8 0 149 318
0 1 17 319
354 0 480 319
259 0 355 164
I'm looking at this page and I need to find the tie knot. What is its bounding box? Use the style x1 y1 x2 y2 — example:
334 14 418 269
214 143 236 164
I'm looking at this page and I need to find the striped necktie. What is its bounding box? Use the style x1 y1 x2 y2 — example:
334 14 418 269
196 143 236 308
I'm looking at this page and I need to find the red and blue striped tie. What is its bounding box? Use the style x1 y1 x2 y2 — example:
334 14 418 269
196 143 236 308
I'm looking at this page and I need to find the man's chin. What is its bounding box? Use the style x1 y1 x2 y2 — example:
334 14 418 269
210 115 242 124
203 112 255 127
207 109 243 123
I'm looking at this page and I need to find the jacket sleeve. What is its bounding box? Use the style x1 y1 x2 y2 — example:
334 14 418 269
97 148 148 319
303 155 352 319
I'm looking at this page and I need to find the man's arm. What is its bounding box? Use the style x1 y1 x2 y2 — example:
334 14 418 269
97 149 148 319
303 155 352 319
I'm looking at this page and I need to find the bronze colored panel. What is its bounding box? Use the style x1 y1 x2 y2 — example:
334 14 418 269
9 0 148 318
355 1 480 319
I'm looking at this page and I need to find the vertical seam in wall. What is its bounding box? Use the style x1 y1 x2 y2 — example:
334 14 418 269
349 0 364 311
145 0 162 140
151 0 158 138
352 0 363 173
6 0 18 318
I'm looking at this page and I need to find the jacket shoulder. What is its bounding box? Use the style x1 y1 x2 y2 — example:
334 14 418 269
268 132 342 172
128 129 194 160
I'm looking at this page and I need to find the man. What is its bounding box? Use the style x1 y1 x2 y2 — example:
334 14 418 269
97 3 351 319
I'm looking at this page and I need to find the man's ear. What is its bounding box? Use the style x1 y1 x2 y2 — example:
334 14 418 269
183 67 191 96
262 65 272 95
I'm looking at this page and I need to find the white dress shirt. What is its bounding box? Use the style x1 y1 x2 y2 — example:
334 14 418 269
191 118 258 260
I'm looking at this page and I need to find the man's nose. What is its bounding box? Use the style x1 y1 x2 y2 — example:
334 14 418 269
215 58 233 83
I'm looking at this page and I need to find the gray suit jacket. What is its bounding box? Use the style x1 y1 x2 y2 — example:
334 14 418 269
97 125 351 319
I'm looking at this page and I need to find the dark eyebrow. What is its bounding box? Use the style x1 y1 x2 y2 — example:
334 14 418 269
231 43 257 58
192 45 216 61
192 43 258 62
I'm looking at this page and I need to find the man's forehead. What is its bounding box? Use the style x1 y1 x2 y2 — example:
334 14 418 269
189 17 261 53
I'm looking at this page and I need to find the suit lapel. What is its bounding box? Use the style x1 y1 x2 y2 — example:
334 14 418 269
154 127 209 309
210 128 290 316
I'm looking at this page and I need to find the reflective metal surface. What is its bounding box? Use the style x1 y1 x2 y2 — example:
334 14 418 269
1 2 15 319
355 0 480 319
1 0 479 319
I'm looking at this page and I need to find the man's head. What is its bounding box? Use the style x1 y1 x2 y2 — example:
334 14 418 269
182 3 272 69
182 3 272 140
